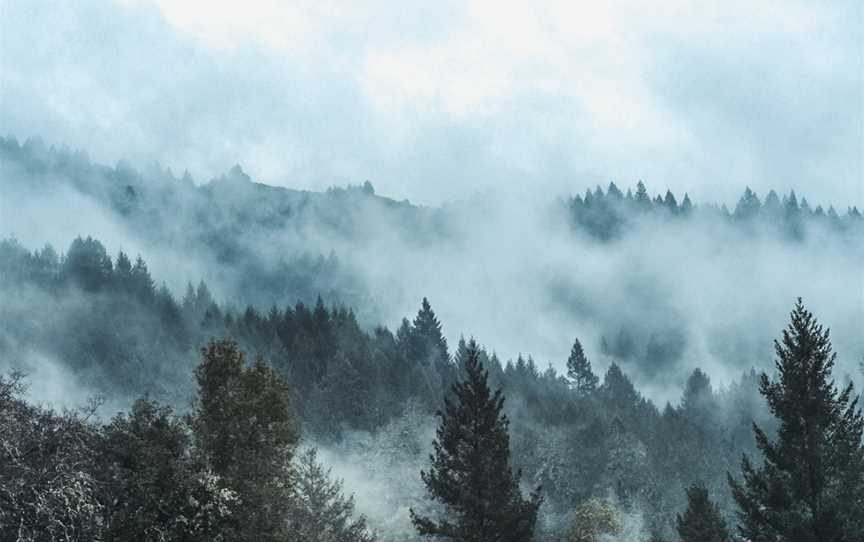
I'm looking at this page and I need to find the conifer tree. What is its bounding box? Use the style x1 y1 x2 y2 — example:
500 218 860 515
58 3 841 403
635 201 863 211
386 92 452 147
634 181 651 210
680 193 693 215
410 339 542 542
411 297 455 389
411 298 450 366
567 337 598 395
728 300 864 541
675 485 728 542
734 187 761 220
601 363 641 412
680 369 716 426
115 251 132 283
130 255 154 300
663 190 678 214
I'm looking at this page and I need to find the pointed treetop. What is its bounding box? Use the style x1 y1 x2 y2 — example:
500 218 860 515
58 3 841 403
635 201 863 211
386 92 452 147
567 337 598 395
410 339 542 541
676 485 729 542
729 299 864 541
681 193 693 214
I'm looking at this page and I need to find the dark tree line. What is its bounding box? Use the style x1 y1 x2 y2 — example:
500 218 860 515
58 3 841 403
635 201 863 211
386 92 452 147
566 181 863 241
1 234 862 540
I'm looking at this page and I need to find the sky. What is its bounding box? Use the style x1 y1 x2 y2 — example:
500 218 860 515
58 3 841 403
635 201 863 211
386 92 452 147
0 0 862 207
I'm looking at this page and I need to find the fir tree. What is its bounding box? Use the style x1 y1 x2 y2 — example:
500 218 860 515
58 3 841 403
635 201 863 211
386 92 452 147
130 255 154 300
567 337 598 395
676 485 728 542
411 297 455 389
601 363 641 413
680 369 716 426
634 181 651 210
763 189 781 214
728 300 864 541
412 298 449 367
115 250 132 281
410 339 542 542
734 187 761 220
680 193 693 215
663 190 678 214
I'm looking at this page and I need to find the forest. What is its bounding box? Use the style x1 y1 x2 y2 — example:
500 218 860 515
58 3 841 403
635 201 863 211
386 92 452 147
2 0 862 539
1 233 863 540
1 138 864 541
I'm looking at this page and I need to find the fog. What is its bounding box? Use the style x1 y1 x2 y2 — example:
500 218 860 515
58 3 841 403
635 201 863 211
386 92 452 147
1 0 861 208
3 147 861 408
1 2 863 540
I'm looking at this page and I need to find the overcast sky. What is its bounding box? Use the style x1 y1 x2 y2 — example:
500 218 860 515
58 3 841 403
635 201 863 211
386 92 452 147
1 0 861 207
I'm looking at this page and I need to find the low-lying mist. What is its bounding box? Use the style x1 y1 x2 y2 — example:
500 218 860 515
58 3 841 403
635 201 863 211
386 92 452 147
2 138 862 406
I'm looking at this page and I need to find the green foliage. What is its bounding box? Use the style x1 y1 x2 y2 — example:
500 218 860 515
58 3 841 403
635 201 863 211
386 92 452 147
410 340 542 542
675 485 728 542
566 337 598 395
729 300 864 541
193 339 298 542
99 398 237 541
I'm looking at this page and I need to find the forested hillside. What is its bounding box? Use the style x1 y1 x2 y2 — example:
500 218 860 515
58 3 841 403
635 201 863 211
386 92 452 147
1 255 862 540
3 134 863 387
1 137 863 540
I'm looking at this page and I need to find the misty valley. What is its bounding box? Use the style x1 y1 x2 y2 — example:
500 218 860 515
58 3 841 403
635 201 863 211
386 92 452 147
0 137 862 541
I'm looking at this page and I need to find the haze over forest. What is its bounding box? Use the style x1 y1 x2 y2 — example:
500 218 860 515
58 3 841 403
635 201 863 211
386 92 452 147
0 1 862 541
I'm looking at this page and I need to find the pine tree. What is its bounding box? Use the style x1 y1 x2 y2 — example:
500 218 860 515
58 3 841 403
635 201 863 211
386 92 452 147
728 300 864 541
734 187 761 220
115 251 132 284
411 298 450 368
410 339 542 542
680 369 716 426
601 363 641 413
680 193 693 216
763 189 781 215
663 190 678 214
130 255 154 301
676 485 728 542
411 297 455 392
567 337 598 395
634 181 651 210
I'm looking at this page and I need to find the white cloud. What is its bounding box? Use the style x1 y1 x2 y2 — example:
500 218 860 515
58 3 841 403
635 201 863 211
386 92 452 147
1 0 860 207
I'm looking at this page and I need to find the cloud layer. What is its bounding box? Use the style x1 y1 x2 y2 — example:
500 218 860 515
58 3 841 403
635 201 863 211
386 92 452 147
1 0 861 207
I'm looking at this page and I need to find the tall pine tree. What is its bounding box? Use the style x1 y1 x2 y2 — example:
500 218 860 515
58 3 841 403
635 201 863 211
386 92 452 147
675 485 729 542
728 300 864 541
410 339 542 541
567 337 598 395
